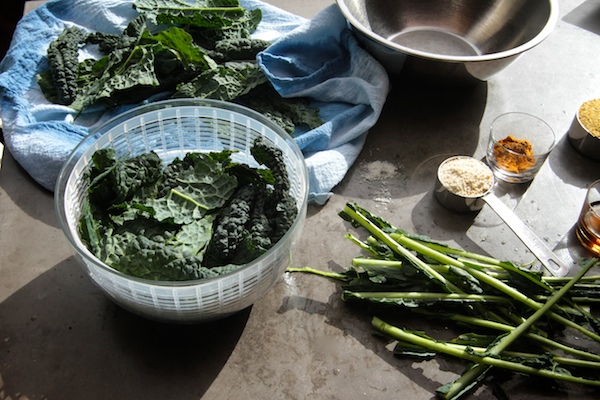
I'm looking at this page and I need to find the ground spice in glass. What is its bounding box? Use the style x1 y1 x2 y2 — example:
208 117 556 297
492 135 535 173
579 98 600 139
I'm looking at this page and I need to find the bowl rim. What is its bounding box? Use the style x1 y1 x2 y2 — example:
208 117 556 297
54 98 309 288
335 0 560 63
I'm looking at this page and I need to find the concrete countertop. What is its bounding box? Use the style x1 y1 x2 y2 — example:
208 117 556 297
1 1 599 399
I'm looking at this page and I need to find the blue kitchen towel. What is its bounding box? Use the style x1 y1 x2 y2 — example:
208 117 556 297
0 0 389 205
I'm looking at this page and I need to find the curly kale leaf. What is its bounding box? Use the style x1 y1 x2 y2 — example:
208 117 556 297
212 37 271 61
46 27 88 104
134 0 244 20
239 84 323 134
203 138 298 266
203 184 256 266
108 150 238 227
86 31 137 54
109 234 207 280
72 25 212 111
157 151 238 198
87 148 163 207
173 61 267 100
79 139 297 281
140 0 262 44
250 136 298 242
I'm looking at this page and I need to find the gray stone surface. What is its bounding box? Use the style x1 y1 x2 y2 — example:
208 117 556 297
1 1 599 399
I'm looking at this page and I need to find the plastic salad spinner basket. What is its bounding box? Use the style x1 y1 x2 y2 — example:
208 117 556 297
55 99 308 323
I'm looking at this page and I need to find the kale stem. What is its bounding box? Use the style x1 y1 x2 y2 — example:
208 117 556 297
341 204 464 294
438 258 597 400
393 232 600 343
170 188 209 210
544 275 600 283
439 342 600 370
343 291 511 304
285 267 347 281
372 317 600 388
448 313 600 362
352 258 404 269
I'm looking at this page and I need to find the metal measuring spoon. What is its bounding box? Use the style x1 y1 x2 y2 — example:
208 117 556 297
434 156 570 277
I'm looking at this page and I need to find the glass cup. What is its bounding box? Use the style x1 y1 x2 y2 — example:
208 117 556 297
575 179 600 257
485 112 556 183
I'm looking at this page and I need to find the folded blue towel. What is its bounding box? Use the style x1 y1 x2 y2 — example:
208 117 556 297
0 0 389 204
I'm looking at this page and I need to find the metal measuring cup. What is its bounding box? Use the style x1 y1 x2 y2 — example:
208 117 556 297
434 156 569 277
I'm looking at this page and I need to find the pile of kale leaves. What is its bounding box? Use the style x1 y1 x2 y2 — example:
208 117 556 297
79 137 298 281
36 0 322 134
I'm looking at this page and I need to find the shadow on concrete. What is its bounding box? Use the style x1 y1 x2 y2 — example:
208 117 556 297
563 0 600 36
0 256 250 400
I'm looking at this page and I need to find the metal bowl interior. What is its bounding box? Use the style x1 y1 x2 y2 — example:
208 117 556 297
336 0 559 83
54 99 309 323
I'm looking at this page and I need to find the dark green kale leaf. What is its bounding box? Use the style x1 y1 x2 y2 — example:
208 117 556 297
72 25 212 111
38 0 321 136
239 84 323 134
137 0 262 44
170 215 216 257
173 61 267 100
203 137 298 267
157 150 238 198
86 31 137 54
203 184 255 266
80 147 279 281
87 148 163 207
45 26 88 104
109 234 207 280
250 136 298 242
212 37 271 61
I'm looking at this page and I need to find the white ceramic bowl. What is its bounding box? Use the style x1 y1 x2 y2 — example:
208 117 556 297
55 99 308 323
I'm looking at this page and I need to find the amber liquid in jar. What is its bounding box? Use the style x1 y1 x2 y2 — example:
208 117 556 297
576 200 600 257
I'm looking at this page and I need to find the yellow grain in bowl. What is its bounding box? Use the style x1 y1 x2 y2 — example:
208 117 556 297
578 98 600 139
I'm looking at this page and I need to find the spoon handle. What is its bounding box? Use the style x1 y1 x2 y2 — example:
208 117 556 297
483 194 570 277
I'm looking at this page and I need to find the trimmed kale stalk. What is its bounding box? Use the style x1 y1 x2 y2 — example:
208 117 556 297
339 203 464 295
436 257 598 400
446 313 600 362
342 203 600 342
372 315 600 390
288 202 600 397
391 231 600 343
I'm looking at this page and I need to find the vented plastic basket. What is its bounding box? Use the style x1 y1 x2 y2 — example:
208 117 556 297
55 99 308 323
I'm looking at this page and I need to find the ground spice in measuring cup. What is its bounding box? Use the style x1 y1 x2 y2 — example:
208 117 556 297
492 135 535 173
578 98 600 139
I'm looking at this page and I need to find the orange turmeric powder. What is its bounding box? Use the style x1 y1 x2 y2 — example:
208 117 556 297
492 135 535 173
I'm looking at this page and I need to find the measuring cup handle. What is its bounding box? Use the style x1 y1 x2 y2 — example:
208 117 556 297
482 194 570 277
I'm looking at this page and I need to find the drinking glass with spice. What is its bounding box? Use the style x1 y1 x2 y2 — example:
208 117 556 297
486 112 556 183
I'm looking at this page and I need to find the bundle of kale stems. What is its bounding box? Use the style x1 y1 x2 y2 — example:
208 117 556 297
37 0 322 134
289 203 600 399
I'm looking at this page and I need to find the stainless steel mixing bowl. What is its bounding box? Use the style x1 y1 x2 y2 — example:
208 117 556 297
336 0 559 84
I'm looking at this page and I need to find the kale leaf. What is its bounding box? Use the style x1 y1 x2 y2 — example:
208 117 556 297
36 0 323 135
203 137 298 267
79 138 297 281
44 27 88 105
